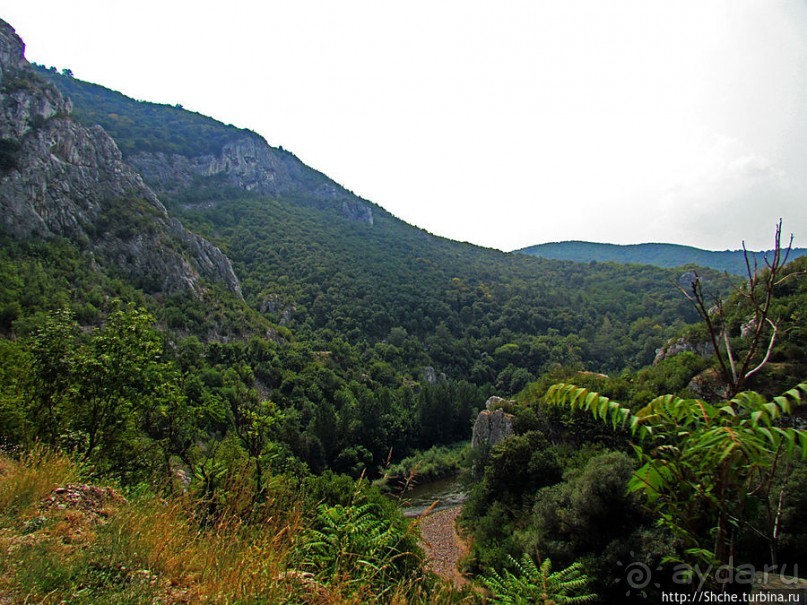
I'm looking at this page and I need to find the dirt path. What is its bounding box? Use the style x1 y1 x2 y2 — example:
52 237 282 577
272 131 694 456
417 506 469 588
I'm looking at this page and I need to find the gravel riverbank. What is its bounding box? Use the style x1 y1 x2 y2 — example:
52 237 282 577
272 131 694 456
417 505 469 588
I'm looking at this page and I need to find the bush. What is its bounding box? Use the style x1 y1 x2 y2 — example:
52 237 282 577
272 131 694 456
385 443 471 488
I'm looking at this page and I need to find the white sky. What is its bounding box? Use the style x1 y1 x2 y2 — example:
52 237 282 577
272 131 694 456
2 1 806 251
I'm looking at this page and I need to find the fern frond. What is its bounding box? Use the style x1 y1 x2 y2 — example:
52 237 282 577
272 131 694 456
546 383 639 434
482 554 597 604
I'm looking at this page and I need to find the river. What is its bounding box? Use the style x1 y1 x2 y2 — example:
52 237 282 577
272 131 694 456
397 474 470 518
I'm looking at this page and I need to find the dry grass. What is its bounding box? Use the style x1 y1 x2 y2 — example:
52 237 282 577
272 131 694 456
0 446 78 517
0 449 308 602
0 450 475 604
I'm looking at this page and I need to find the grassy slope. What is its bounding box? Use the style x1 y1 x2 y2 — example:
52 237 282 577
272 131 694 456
0 449 468 604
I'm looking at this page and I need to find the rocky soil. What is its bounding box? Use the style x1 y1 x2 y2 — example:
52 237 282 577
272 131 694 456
417 505 470 588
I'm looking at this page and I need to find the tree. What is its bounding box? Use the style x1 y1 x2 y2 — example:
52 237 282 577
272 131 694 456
71 303 164 464
680 221 802 398
220 364 281 495
27 308 80 445
22 304 176 478
546 381 807 585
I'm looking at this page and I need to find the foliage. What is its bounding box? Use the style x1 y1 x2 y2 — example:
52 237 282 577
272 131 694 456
6 51 805 603
301 498 421 595
472 431 562 511
546 381 807 580
26 67 727 393
0 449 472 603
679 221 803 397
0 449 300 603
22 304 178 479
482 554 596 604
174 194 707 382
462 436 664 601
527 451 640 557
385 443 471 488
13 66 767 493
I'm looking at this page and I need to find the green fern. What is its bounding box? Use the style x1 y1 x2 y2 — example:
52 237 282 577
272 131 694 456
300 491 420 596
482 554 597 604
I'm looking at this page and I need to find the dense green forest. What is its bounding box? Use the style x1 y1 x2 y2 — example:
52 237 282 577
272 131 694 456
23 68 745 465
0 46 805 603
460 251 807 602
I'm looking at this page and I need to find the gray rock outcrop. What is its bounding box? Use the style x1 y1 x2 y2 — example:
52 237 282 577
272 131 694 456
128 137 375 225
0 19 241 298
0 19 25 75
421 366 446 384
471 397 515 448
654 336 715 364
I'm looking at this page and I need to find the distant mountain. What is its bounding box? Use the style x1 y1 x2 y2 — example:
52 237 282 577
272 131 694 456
516 241 807 275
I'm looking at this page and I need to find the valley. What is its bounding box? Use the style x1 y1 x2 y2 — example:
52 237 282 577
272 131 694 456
1 16 806 603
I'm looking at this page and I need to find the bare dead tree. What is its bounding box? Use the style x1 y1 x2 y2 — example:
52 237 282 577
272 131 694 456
679 220 802 398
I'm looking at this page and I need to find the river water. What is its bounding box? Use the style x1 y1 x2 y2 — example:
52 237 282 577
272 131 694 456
397 474 470 517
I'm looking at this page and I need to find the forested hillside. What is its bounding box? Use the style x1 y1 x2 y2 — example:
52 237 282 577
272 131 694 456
518 240 807 274
35 67 728 377
462 252 807 602
1 19 805 602
6 63 740 479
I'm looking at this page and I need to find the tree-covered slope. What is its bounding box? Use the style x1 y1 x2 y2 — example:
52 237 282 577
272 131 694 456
517 240 807 275
33 65 249 158
176 194 712 380
37 68 732 384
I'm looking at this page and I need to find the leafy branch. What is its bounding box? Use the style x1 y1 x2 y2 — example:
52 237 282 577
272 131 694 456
546 381 807 579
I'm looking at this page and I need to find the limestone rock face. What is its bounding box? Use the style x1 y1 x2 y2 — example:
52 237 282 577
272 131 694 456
654 336 715 364
471 397 515 448
422 366 438 384
0 19 25 75
484 396 511 411
128 135 288 196
129 137 375 225
340 200 374 225
0 18 241 298
421 366 447 384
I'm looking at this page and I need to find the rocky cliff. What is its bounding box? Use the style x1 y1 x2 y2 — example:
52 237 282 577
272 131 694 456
653 335 715 364
0 19 241 297
33 65 375 226
129 136 374 225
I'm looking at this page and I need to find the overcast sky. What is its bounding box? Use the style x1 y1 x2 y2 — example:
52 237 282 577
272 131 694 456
3 1 806 251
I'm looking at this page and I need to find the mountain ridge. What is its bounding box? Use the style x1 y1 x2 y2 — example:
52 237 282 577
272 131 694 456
516 240 807 275
27 49 736 381
0 19 242 298
32 64 377 226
